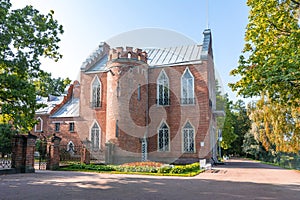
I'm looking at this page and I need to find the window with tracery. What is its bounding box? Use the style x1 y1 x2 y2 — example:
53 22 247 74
91 123 100 151
157 70 169 105
91 77 101 108
181 68 194 104
183 121 195 153
158 122 170 151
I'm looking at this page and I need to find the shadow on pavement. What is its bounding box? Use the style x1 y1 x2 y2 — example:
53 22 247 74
0 170 299 200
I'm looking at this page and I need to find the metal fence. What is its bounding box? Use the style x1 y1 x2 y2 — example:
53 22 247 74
0 154 12 169
59 145 82 165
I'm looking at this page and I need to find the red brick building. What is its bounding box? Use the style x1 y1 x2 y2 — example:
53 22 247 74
34 29 219 164
33 82 82 152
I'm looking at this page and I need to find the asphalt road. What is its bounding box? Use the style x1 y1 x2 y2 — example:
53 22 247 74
0 158 299 200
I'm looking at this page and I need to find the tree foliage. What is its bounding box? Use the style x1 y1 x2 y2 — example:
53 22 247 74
229 100 251 155
0 123 16 156
34 71 71 97
230 0 300 105
220 99 237 150
0 0 65 132
248 97 300 153
215 81 237 152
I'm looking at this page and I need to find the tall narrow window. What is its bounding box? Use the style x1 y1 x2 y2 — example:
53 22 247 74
91 77 101 108
55 122 60 132
137 84 141 101
181 68 194 104
158 122 170 152
116 120 119 137
182 121 195 153
91 122 100 151
35 117 43 132
69 122 75 132
157 70 169 105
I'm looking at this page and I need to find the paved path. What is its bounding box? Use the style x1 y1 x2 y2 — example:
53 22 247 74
0 159 299 200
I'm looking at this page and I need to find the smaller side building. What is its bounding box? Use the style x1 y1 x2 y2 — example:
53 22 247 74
33 81 82 152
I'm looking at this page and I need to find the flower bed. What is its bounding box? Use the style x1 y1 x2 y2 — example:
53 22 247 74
61 161 203 176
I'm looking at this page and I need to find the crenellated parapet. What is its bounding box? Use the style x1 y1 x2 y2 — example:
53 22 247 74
109 46 147 63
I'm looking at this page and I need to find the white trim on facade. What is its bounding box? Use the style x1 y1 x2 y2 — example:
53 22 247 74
34 117 43 132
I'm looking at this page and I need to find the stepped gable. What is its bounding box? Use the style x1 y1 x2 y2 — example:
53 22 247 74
80 42 110 71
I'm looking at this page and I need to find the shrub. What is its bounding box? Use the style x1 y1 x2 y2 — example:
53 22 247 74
158 166 172 173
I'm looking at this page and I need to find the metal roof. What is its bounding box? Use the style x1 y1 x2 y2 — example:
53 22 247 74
51 98 79 118
145 45 203 67
86 54 108 72
36 96 64 115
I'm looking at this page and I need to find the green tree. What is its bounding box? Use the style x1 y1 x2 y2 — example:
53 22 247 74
0 0 64 132
0 123 16 157
229 0 300 105
220 97 238 152
34 71 71 97
229 100 251 156
248 97 300 153
242 129 260 159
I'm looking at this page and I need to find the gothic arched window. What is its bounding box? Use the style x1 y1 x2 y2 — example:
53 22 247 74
181 68 194 104
91 122 100 151
157 70 169 105
158 121 170 152
182 121 195 153
91 77 101 108
35 117 43 132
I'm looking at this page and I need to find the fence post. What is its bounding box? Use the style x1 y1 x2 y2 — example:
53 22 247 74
46 135 61 170
11 135 25 173
105 142 114 164
25 133 37 173
11 133 37 173
81 147 90 165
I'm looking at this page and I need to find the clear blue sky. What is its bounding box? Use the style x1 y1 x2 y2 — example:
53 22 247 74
11 0 249 102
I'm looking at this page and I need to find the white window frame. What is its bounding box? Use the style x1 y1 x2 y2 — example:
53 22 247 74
157 69 170 106
34 117 43 132
182 121 195 153
91 76 101 108
67 141 75 152
157 120 170 152
90 121 101 151
181 67 195 105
